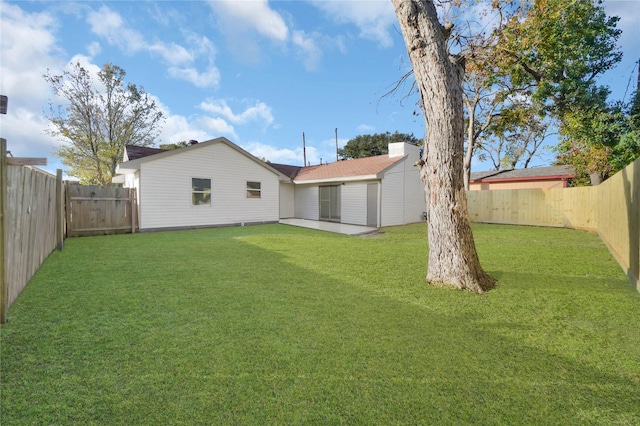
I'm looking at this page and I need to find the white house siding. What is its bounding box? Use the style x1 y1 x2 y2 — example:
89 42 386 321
404 164 426 223
294 185 319 220
138 143 280 230
129 172 141 227
381 161 406 227
340 182 371 226
279 183 295 218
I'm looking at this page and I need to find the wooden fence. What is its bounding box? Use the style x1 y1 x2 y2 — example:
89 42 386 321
467 157 640 291
65 184 137 237
1 139 65 323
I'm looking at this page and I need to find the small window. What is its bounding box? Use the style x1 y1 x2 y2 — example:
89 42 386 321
246 181 261 198
192 178 211 206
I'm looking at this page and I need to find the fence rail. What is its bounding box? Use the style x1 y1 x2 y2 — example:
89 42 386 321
467 158 640 291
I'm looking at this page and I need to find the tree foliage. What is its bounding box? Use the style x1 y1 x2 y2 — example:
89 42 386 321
453 0 623 185
386 1 626 185
496 0 622 120
478 104 553 170
555 92 640 185
338 131 420 160
490 0 629 183
159 141 189 150
45 62 164 185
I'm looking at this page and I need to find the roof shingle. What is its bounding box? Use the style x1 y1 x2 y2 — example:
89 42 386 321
125 145 166 161
292 155 404 182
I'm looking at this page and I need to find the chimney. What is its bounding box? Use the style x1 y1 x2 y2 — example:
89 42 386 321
189 140 198 145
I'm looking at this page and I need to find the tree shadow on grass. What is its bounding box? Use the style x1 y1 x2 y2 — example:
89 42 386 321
1 229 639 425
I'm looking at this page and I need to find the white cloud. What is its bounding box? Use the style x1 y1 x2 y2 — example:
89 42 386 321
0 3 65 164
87 6 193 63
208 0 289 41
86 5 219 88
157 114 212 145
243 141 321 165
357 124 375 133
199 99 274 127
244 142 300 163
86 41 101 57
207 0 290 65
309 0 396 48
168 67 221 88
292 30 323 71
199 117 237 139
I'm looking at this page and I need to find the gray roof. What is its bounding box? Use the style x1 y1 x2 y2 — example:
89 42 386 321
470 165 575 181
269 163 303 179
125 145 166 161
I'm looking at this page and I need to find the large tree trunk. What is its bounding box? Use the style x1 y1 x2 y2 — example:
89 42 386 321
463 97 476 191
392 0 496 293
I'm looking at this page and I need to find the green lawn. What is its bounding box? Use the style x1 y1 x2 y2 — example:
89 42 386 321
1 223 639 425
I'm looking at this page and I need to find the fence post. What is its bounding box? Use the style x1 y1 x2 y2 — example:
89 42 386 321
56 169 64 250
1 138 7 324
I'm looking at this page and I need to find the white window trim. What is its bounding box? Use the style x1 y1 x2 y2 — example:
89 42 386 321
246 181 261 199
191 177 212 206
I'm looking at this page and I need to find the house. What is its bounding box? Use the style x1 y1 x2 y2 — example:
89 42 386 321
469 165 575 190
115 138 426 232
271 142 425 227
115 137 289 232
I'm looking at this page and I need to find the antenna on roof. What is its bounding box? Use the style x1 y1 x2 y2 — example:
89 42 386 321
335 128 338 162
302 132 307 167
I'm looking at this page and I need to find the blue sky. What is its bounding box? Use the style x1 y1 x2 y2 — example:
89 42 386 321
1 0 638 177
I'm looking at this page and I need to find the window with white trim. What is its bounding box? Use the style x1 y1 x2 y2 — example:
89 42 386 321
192 178 211 206
246 181 261 198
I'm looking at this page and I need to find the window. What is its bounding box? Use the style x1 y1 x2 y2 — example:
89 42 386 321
192 178 211 206
246 181 261 198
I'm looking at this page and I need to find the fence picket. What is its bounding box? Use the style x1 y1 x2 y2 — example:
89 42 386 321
65 184 137 237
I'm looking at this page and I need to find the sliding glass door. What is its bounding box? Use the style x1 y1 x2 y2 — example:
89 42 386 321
319 185 340 222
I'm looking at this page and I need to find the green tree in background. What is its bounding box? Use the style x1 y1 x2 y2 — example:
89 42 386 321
45 62 164 185
159 141 189 150
495 0 622 121
391 1 622 187
490 0 631 184
555 91 640 185
338 131 420 160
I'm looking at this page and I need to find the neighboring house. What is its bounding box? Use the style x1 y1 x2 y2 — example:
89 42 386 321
469 165 575 190
115 137 289 232
271 142 425 227
115 139 426 231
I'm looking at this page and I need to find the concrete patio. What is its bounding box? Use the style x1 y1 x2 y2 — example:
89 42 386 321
279 218 379 236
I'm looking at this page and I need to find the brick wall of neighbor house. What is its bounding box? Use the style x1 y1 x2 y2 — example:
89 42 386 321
138 142 280 230
294 184 319 221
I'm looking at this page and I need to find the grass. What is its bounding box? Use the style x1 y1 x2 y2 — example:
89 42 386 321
1 223 639 425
